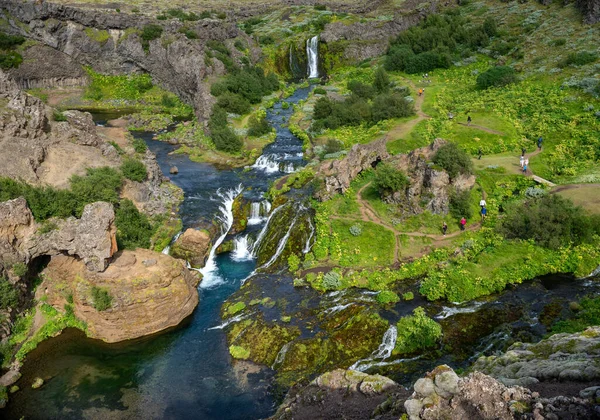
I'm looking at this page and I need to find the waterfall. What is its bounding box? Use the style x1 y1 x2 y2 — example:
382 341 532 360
349 325 398 372
307 36 319 78
251 205 285 257
303 217 315 254
161 230 183 255
259 217 298 271
199 185 244 289
231 235 254 262
272 342 292 369
435 301 485 320
251 155 280 173
248 200 271 226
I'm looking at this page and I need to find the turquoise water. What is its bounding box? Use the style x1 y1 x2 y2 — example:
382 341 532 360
6 88 312 419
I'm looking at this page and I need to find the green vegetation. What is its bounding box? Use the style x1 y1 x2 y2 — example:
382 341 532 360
132 137 148 154
140 24 164 52
229 345 250 359
432 143 474 179
498 195 600 250
121 158 148 182
394 307 442 355
0 31 25 70
476 66 518 90
11 263 27 278
385 12 494 74
372 163 409 197
449 189 473 220
247 112 272 137
90 286 112 311
559 51 597 68
157 8 201 21
0 277 19 310
115 199 154 250
551 296 600 334
376 290 400 305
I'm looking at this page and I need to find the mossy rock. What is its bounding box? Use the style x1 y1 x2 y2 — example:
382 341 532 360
226 315 300 367
216 238 234 254
222 301 246 318
231 195 250 235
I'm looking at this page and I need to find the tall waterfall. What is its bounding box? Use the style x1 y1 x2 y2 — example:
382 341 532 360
231 235 254 262
199 185 243 288
248 201 271 225
307 36 319 79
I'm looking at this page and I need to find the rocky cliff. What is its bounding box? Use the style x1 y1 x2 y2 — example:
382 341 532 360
0 0 247 120
40 249 200 342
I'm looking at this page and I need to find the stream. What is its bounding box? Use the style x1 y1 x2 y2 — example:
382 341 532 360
5 87 312 419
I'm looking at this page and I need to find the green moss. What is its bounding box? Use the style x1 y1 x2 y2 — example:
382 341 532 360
224 301 246 317
376 290 400 305
229 345 250 359
84 28 110 44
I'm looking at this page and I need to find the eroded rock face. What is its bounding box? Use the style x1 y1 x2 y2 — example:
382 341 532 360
316 138 389 200
473 326 600 387
272 369 408 420
576 0 600 24
40 250 200 343
405 365 533 420
171 228 212 269
386 139 476 215
0 198 36 271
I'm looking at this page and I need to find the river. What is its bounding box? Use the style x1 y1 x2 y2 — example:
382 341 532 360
5 87 312 419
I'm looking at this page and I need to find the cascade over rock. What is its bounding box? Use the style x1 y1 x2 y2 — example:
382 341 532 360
40 250 200 343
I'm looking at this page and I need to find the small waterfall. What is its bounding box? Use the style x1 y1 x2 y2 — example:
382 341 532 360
199 185 244 289
435 301 486 320
161 231 183 255
207 312 252 331
307 36 319 78
349 325 398 372
248 200 271 226
231 235 254 262
272 342 292 369
281 162 296 174
251 205 285 257
251 155 280 173
259 216 298 271
303 218 315 254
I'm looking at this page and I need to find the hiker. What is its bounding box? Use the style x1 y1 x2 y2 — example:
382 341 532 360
442 221 448 236
523 162 528 174
521 146 526 156
418 88 423 96
520 155 525 168
481 207 487 222
467 115 472 126
537 136 543 150
525 158 529 168
448 112 454 120
460 217 467 231
479 198 486 209
478 148 482 160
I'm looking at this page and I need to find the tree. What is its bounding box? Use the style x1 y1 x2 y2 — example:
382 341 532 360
476 66 518 89
373 163 409 197
347 80 375 99
449 188 473 220
373 67 390 94
395 307 442 355
432 143 473 179
115 199 154 250
371 94 415 122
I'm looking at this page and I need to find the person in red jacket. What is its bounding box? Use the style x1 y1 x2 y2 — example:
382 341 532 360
460 217 467 231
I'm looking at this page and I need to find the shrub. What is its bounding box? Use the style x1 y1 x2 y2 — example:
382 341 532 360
0 277 18 310
0 51 23 70
476 66 518 89
121 158 147 182
234 39 246 51
209 106 228 130
551 296 600 334
559 51 597 68
216 92 251 115
247 114 271 137
12 263 27 278
140 24 163 51
322 271 341 290
482 17 497 37
211 127 243 153
313 87 327 95
384 45 415 72
405 51 452 74
497 195 600 250
207 40 230 56
432 143 473 179
371 94 414 122
0 32 25 49
115 199 154 249
70 167 123 213
449 188 473 220
349 224 362 236
132 137 148 154
287 254 300 272
325 139 343 154
313 97 333 120
373 163 409 197
402 292 414 301
373 68 390 94
347 80 375 99
377 290 400 305
178 28 198 39
395 307 442 355
90 286 112 311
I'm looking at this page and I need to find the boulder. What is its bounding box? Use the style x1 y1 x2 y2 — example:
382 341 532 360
31 377 44 389
40 249 200 343
171 228 212 269
271 369 408 420
0 198 36 272
169 166 179 175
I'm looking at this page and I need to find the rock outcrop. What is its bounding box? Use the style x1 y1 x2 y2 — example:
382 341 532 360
271 369 408 420
40 250 200 343
171 228 212 269
316 138 389 200
473 326 600 388
0 198 117 274
386 139 476 215
576 0 600 24
404 365 533 420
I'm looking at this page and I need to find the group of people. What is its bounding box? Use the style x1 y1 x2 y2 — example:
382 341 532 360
442 198 486 236
520 137 543 174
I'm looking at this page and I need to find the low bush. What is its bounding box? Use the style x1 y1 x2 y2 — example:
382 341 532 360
115 199 154 249
313 87 327 95
0 51 23 70
476 66 518 89
559 51 597 68
216 92 251 115
70 167 123 214
211 127 243 153
90 286 112 311
373 68 390 94
132 137 148 154
347 80 375 99
322 271 342 290
0 32 25 49
449 188 473 220
373 163 409 197
140 24 163 51
432 143 473 179
394 307 442 355
0 277 18 310
121 158 147 182
247 114 271 137
551 296 600 334
371 94 414 122
377 290 400 305
498 195 600 250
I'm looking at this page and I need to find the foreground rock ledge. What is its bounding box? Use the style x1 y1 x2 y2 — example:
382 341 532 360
41 249 200 343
